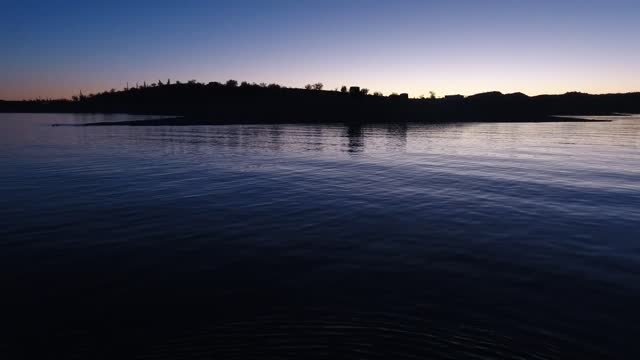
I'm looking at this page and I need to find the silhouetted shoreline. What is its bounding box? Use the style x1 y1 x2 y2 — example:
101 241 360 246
67 115 610 127
2 80 638 125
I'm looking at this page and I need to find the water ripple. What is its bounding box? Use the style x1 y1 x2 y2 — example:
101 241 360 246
1 114 639 358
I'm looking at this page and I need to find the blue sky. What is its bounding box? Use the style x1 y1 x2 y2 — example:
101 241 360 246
1 0 639 99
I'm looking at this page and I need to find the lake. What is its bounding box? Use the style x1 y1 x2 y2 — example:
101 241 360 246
1 113 639 359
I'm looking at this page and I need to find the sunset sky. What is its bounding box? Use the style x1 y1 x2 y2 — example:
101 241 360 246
2 0 639 100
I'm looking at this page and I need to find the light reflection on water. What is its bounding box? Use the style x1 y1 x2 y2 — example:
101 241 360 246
0 113 639 359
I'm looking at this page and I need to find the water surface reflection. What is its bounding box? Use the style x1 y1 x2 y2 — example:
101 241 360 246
0 114 639 359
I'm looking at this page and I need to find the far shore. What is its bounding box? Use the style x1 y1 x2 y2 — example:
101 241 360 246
50 115 614 127
4 80 637 127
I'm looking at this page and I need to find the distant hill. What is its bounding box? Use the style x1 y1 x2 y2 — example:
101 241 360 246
1 81 639 124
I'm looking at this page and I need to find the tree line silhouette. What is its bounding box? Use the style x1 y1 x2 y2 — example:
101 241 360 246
2 79 639 124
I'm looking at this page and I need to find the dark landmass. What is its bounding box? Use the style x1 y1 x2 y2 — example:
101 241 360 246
71 115 609 127
1 80 638 125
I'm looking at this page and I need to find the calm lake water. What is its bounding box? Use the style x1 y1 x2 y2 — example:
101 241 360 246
1 113 639 359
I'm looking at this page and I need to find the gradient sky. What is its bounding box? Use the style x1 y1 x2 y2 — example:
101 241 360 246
1 0 639 100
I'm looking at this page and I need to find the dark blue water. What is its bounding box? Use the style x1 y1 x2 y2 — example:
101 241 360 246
1 113 639 359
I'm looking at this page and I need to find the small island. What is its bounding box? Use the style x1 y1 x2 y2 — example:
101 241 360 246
1 80 638 126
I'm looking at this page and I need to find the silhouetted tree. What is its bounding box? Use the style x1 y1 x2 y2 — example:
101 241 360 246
373 91 383 97
304 83 324 91
341 86 348 93
226 80 238 87
361 88 369 95
429 91 437 99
